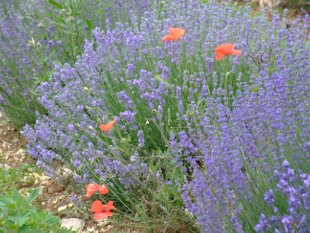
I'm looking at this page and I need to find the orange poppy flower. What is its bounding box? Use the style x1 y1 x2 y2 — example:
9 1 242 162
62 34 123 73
102 201 115 211
100 119 117 132
86 184 109 197
86 184 98 198
95 184 109 195
93 211 113 221
91 200 115 221
162 27 185 42
215 43 242 60
91 200 104 212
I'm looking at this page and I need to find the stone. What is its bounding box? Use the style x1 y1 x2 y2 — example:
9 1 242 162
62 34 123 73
16 148 26 156
57 205 68 212
62 167 75 176
60 218 85 233
83 226 95 233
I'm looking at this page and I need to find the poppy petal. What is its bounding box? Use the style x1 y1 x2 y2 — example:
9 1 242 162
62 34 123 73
86 184 97 198
168 27 175 35
162 35 168 42
232 49 242 56
96 185 109 195
215 43 242 60
91 200 104 213
102 201 115 212
162 27 185 42
175 28 185 38
100 119 117 132
93 211 113 221
215 52 224 60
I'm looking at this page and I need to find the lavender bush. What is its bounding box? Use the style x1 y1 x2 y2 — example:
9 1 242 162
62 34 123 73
23 0 259 180
0 0 50 127
0 0 158 128
22 0 309 231
170 5 310 232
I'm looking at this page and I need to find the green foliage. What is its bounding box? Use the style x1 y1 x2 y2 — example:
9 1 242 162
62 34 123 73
105 151 199 232
44 0 91 63
0 164 72 232
0 189 72 233
0 163 38 194
280 0 310 10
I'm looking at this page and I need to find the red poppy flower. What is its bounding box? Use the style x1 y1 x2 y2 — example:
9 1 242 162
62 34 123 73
162 27 185 42
93 211 113 221
91 200 115 221
215 43 242 60
86 184 97 198
100 119 117 132
91 200 104 212
95 184 109 195
86 184 109 197
102 201 115 212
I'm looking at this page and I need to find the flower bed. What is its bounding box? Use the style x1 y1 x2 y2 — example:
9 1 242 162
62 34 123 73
11 0 310 232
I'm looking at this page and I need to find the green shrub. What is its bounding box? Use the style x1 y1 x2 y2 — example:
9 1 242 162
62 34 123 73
0 163 37 194
0 189 72 233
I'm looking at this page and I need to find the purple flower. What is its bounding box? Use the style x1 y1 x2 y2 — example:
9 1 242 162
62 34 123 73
137 130 144 148
264 190 274 207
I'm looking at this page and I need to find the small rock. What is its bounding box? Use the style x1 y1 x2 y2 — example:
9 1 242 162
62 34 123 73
58 167 77 178
62 167 74 175
57 205 68 212
16 148 26 156
83 226 95 233
61 218 85 233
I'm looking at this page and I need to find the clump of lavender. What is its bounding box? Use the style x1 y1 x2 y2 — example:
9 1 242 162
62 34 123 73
23 0 263 184
173 7 309 232
0 0 50 126
22 0 309 231
255 161 309 233
177 85 309 231
0 0 158 128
